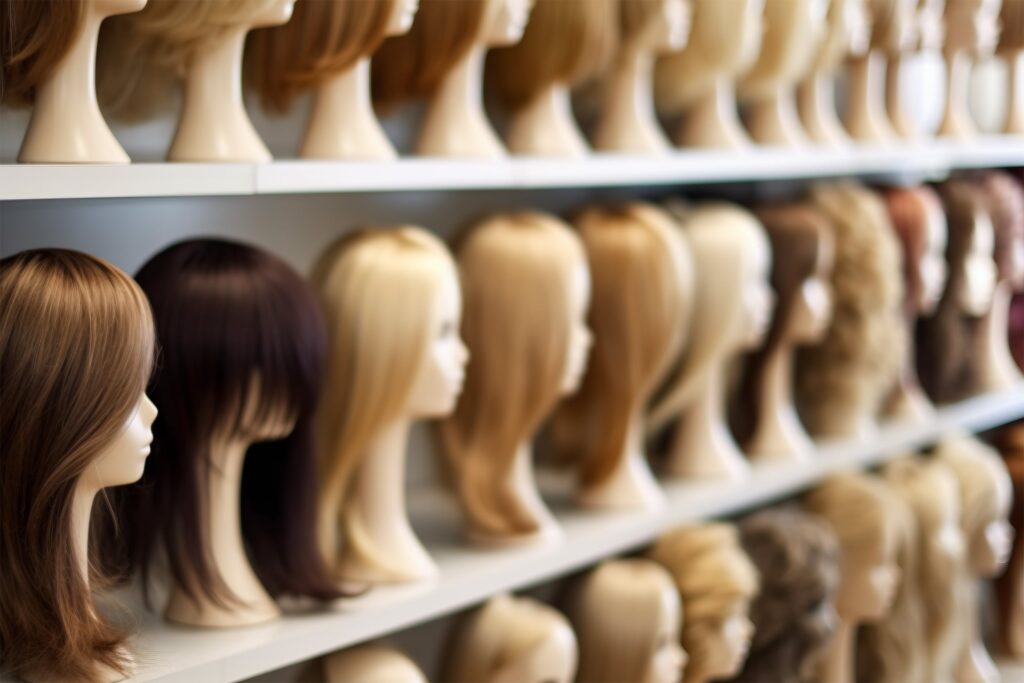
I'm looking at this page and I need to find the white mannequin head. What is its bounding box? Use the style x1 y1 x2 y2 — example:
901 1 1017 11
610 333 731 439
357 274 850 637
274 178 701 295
78 394 158 491
486 0 535 45
387 0 421 34
957 202 998 316
916 0 948 50
944 0 1003 55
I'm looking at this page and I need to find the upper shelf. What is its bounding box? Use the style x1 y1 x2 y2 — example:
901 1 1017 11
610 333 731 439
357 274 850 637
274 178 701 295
119 386 1024 683
2 138 1023 201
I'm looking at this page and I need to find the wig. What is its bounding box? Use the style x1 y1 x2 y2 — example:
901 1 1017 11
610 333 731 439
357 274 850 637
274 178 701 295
795 182 904 437
246 0 396 112
103 238 339 611
730 507 841 683
993 423 1024 657
649 202 770 434
0 0 84 105
554 203 693 489
649 523 760 681
938 437 1014 564
620 0 676 45
975 170 1024 285
441 594 577 683
97 0 283 121
731 202 834 448
313 227 458 570
370 0 490 112
0 249 154 682
1001 0 1024 51
811 0 864 73
570 559 682 683
867 0 911 54
486 0 617 109
916 180 994 404
885 185 947 317
441 212 585 539
738 0 824 100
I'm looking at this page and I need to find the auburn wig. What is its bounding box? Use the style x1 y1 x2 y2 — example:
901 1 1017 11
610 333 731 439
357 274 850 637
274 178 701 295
993 423 1024 657
442 212 586 539
731 507 841 683
554 202 693 490
0 0 84 105
486 0 617 109
103 238 339 610
0 249 154 682
246 0 396 112
738 0 824 100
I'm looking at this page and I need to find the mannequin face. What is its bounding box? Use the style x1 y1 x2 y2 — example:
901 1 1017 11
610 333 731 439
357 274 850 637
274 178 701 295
90 0 147 16
738 247 775 350
1006 234 1024 289
788 274 833 343
958 212 997 316
835 543 900 621
969 519 1015 576
404 272 469 418
491 621 578 683
386 0 420 35
640 590 686 683
945 0 1002 55
699 602 755 680
917 0 947 50
485 0 535 47
737 0 769 72
846 0 872 54
642 0 693 53
79 394 157 492
916 205 949 315
560 263 594 395
251 0 296 28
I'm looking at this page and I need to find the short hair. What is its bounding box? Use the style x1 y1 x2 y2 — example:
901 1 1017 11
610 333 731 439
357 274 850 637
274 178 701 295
1 0 84 106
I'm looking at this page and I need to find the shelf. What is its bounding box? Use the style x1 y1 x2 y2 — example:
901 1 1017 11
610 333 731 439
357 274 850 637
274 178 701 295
2 139 1022 201
121 386 1024 683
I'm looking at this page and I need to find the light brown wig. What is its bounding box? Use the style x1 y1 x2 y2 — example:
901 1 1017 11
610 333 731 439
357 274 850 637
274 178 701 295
1001 0 1024 51
0 249 155 682
554 202 693 490
975 170 1024 284
486 0 618 109
1 0 84 106
246 0 396 112
441 212 587 539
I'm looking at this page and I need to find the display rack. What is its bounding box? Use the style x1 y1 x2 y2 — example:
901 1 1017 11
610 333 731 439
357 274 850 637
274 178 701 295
119 386 1024 683
3 138 1024 201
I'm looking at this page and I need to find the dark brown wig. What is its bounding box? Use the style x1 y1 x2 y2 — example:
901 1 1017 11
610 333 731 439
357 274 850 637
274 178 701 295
1 0 83 105
0 249 154 682
102 238 340 609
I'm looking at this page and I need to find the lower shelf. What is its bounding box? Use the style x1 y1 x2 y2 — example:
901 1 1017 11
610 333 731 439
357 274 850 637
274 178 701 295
121 386 1024 683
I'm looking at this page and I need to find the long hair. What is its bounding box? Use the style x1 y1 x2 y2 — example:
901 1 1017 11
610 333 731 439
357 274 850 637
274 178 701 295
245 0 396 113
738 0 824 100
993 423 1024 657
442 212 586 539
555 202 693 489
975 170 1024 286
104 238 339 610
313 227 458 571
0 249 154 682
1 0 84 105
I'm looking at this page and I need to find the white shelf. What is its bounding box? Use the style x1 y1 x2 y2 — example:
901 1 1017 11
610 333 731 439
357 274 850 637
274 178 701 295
2 139 1022 201
121 386 1024 683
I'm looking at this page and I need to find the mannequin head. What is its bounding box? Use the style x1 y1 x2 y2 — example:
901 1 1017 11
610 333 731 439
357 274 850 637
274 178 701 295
98 0 295 120
976 171 1024 290
107 239 339 611
739 0 830 99
0 249 155 682
570 559 685 683
654 0 767 114
313 227 466 565
649 523 760 683
442 212 590 539
944 0 1003 56
811 0 871 74
1000 0 1024 51
619 0 693 54
323 644 427 683
246 0 408 113
885 186 949 318
554 203 693 489
732 508 841 683
917 0 948 50
649 203 772 433
442 595 578 683
796 183 903 438
487 0 616 109
803 472 900 623
867 0 919 55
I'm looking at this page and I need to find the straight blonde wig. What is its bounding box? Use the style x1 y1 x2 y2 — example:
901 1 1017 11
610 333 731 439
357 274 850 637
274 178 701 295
312 227 458 569
739 0 825 100
937 436 1014 559
441 212 587 539
554 202 693 489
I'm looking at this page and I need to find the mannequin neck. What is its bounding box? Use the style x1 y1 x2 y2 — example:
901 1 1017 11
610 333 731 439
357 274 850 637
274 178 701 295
977 280 1023 391
1006 51 1024 134
418 46 504 158
505 84 589 157
938 49 976 138
577 407 664 510
593 49 670 153
677 78 750 149
339 420 437 583
748 343 815 462
71 479 100 589
886 311 936 422
819 619 856 683
745 84 808 146
845 51 895 142
797 71 849 146
505 441 559 539
957 580 1000 683
302 58 396 160
886 55 921 140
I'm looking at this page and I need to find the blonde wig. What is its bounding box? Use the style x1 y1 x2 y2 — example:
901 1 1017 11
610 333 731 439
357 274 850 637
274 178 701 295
370 0 489 112
441 212 587 539
739 0 825 100
312 227 458 569
441 594 577 683
654 0 763 114
649 523 760 681
570 559 682 683
812 0 865 73
648 202 770 434
795 182 904 437
938 437 1013 563
246 0 396 112
554 203 693 489
97 0 283 121
993 423 1024 657
486 0 617 109
1001 0 1024 50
